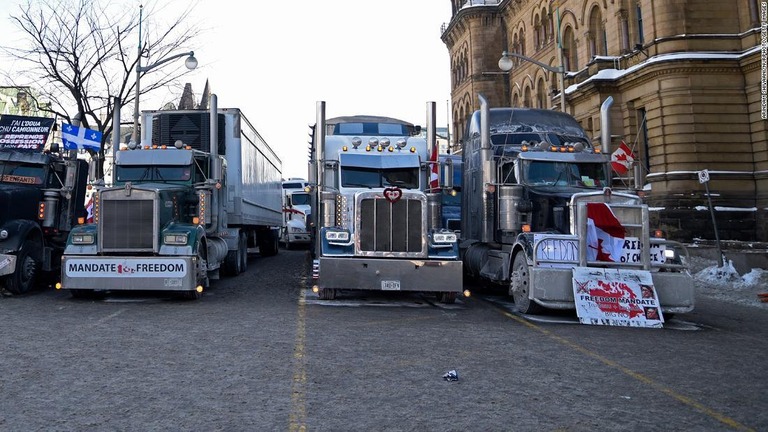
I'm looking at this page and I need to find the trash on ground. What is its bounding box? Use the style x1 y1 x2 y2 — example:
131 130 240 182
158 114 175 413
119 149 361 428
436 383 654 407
443 370 459 381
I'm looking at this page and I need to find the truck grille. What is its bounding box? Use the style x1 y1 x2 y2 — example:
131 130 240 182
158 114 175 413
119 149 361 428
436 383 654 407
101 199 155 250
359 197 423 254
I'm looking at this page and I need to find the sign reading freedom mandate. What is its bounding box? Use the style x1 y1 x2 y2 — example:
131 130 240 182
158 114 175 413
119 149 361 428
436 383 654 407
572 267 664 328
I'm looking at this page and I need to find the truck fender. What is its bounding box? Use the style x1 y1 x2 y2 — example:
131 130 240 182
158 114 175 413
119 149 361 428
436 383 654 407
0 220 44 261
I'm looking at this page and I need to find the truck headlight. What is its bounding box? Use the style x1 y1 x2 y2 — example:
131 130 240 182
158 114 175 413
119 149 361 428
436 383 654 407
325 230 350 242
164 233 188 245
72 234 95 245
0 229 7 240
432 232 457 244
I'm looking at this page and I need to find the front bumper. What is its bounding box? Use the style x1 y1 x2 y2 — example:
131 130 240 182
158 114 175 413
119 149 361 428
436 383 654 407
318 256 463 293
60 256 197 292
531 267 695 313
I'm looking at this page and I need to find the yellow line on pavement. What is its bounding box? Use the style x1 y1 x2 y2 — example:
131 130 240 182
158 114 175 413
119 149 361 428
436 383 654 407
289 277 308 432
493 306 755 432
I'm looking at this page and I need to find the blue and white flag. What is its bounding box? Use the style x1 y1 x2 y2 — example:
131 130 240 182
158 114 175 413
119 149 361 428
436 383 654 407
61 123 102 151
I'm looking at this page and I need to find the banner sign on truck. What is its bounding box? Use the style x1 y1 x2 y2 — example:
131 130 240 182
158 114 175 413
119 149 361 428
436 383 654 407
535 234 666 268
64 258 188 278
572 267 664 328
0 114 55 152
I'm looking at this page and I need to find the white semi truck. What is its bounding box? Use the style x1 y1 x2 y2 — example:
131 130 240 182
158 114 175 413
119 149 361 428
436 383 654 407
281 179 311 249
308 102 463 303
58 95 283 299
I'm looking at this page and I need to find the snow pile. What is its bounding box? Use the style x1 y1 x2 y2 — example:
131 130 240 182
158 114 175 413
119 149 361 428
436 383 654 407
693 259 768 308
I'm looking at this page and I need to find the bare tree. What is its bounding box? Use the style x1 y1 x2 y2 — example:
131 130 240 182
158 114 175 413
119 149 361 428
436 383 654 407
1 0 201 177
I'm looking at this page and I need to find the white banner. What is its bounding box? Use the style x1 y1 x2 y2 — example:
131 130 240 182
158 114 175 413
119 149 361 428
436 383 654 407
65 258 187 278
572 267 664 328
535 234 665 268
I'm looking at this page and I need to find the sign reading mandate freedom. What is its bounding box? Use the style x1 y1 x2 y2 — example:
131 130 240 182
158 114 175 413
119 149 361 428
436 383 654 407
572 267 664 328
65 259 188 278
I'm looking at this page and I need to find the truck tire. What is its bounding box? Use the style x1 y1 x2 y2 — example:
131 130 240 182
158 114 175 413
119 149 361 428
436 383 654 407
239 231 248 272
222 249 241 276
4 242 38 295
258 230 279 257
510 253 543 315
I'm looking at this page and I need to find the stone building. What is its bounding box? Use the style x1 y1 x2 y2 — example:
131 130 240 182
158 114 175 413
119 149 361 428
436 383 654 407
441 0 766 242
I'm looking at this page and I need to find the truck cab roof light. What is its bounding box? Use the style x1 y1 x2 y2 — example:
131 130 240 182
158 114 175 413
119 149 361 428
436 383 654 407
550 145 558 152
522 224 531 233
377 145 383 152
342 146 348 152
388 146 394 152
521 144 529 152
366 145 372 152
410 147 416 153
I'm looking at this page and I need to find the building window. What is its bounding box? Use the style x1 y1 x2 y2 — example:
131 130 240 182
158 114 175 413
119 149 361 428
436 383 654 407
588 7 606 57
636 3 644 44
536 78 547 109
637 108 650 172
563 27 578 71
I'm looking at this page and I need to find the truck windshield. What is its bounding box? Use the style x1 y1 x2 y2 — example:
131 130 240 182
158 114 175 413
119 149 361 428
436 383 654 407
524 161 606 188
341 166 419 189
0 161 45 185
334 122 412 136
116 165 192 182
291 193 311 206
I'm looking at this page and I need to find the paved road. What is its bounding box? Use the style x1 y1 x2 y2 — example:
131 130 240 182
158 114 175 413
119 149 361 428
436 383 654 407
1 249 765 431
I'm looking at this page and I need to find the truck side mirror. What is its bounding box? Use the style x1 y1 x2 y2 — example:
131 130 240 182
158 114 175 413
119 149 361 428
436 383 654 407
441 158 454 190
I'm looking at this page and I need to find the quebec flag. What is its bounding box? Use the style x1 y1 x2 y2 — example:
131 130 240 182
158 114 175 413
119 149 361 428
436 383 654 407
61 123 102 151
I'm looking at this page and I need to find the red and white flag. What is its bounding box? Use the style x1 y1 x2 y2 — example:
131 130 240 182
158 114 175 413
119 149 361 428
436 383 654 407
586 202 625 262
611 141 635 175
429 139 439 191
85 196 94 223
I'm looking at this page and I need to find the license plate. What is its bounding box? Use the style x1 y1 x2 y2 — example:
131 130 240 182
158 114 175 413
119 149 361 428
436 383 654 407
381 280 400 291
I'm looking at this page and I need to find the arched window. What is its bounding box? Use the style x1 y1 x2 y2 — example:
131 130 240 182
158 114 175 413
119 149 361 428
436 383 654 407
563 27 578 71
536 77 547 109
534 15 541 49
523 87 532 108
588 6 606 57
512 94 520 107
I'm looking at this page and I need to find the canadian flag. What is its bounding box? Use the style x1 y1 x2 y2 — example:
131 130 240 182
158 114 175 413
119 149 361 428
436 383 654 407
586 202 625 262
611 141 636 175
429 139 439 191
85 196 94 223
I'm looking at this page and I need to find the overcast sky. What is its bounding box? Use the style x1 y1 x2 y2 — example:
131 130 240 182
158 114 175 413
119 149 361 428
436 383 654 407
1 0 453 179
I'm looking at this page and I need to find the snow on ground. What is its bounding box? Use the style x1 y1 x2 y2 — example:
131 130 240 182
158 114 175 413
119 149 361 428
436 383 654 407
687 255 768 309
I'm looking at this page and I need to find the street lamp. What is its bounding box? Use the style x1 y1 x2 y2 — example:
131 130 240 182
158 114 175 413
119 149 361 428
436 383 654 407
131 51 198 145
498 51 567 113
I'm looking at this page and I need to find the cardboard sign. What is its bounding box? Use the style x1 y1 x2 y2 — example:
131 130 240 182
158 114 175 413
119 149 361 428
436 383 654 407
535 234 666 267
572 267 664 328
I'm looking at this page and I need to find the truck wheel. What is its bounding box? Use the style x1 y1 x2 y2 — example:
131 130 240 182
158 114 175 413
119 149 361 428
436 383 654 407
318 288 336 300
5 242 37 295
437 291 456 304
510 253 542 315
223 249 241 276
258 230 279 257
239 232 248 272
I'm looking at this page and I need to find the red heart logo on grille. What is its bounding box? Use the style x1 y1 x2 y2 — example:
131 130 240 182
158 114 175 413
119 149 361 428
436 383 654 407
383 187 402 203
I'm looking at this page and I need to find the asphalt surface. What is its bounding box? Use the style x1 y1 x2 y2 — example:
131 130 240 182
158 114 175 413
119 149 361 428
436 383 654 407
1 248 766 431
